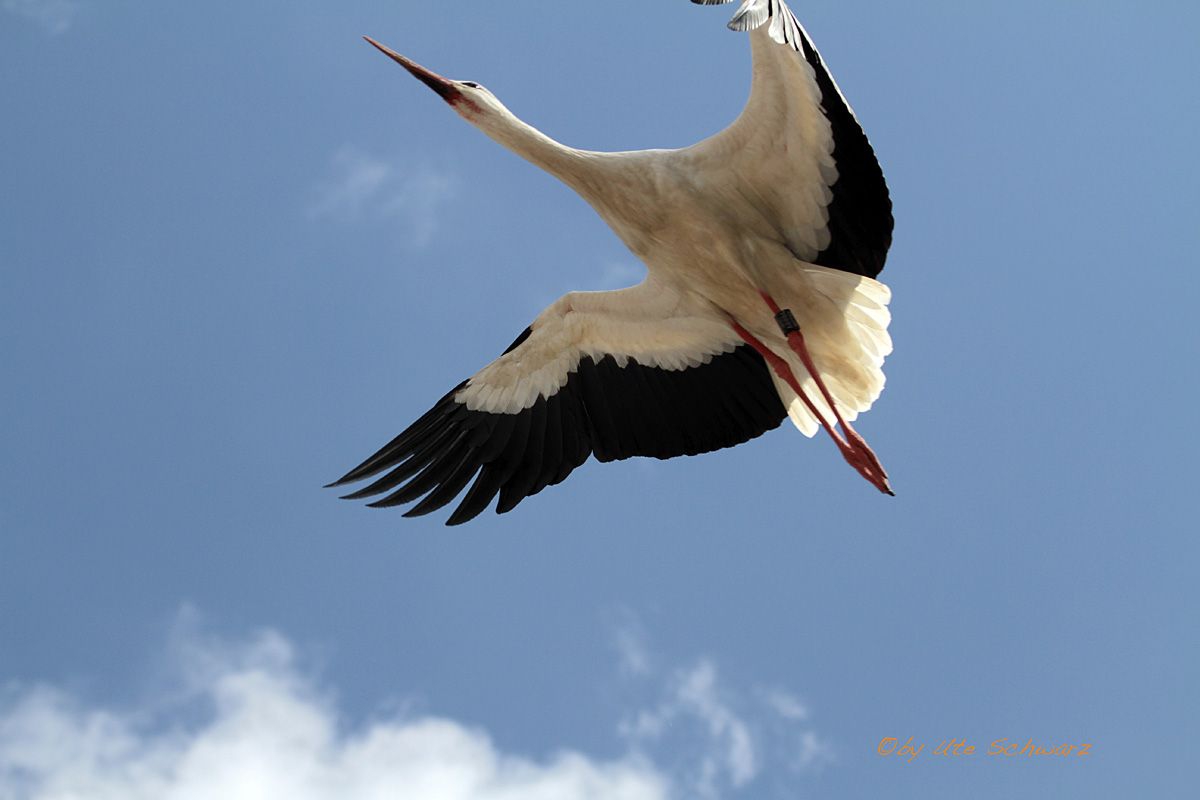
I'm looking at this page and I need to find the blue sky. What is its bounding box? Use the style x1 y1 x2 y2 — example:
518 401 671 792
2 1 1197 797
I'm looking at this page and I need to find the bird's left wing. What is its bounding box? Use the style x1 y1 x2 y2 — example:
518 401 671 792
330 277 787 525
688 0 893 279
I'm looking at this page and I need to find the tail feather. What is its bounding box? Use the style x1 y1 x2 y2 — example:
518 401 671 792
770 267 893 436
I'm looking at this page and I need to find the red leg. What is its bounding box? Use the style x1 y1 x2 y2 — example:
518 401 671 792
729 318 891 495
728 319 845 448
756 292 893 495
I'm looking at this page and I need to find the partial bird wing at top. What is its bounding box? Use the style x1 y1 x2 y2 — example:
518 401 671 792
330 277 787 525
689 0 893 279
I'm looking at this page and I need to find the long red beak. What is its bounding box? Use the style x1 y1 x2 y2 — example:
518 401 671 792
363 36 461 103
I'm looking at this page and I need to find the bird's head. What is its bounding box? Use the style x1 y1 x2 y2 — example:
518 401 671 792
363 37 507 126
364 36 578 184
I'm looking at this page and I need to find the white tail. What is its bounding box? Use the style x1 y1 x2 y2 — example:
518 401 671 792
770 266 893 437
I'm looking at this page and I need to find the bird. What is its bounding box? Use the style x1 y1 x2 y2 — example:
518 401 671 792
329 0 896 525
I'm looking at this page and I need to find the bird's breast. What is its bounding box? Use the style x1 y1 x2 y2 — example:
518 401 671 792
572 156 780 310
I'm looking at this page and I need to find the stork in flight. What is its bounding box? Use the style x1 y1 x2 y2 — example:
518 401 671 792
330 0 896 524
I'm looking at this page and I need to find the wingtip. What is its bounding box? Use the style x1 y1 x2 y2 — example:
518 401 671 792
444 504 481 527
325 471 360 490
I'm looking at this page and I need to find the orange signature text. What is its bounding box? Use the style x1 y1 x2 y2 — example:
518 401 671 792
878 737 1093 762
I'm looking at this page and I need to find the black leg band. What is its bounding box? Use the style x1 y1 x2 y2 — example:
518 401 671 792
774 309 800 336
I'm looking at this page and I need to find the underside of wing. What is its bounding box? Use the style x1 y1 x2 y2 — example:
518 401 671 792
330 280 787 525
691 0 894 279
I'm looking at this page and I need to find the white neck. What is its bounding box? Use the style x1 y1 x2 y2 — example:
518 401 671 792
458 99 660 250
467 105 600 193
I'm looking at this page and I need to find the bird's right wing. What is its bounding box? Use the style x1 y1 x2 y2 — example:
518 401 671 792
330 277 787 525
688 0 894 279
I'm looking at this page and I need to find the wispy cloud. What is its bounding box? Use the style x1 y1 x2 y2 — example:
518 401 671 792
759 689 834 775
2 0 78 34
309 146 457 248
612 616 834 799
758 687 809 722
793 730 835 773
619 660 757 799
610 609 653 678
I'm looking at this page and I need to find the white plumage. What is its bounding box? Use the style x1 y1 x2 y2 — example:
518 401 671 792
331 0 897 523
458 278 744 415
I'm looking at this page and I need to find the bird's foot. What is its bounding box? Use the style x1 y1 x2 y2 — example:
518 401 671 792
836 426 893 496
729 312 893 496
760 293 894 496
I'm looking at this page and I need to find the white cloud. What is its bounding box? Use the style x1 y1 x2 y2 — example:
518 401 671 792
0 614 833 800
2 0 77 34
0 623 667 800
309 147 457 248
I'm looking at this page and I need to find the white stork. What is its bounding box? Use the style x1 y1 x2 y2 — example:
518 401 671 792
330 0 896 524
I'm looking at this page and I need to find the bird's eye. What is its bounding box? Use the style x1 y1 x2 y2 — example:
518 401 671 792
461 81 481 89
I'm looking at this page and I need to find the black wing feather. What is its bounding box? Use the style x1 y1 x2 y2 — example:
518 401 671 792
497 397 546 513
693 0 893 279
403 449 481 518
532 393 564 497
798 29 893 279
331 334 787 525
